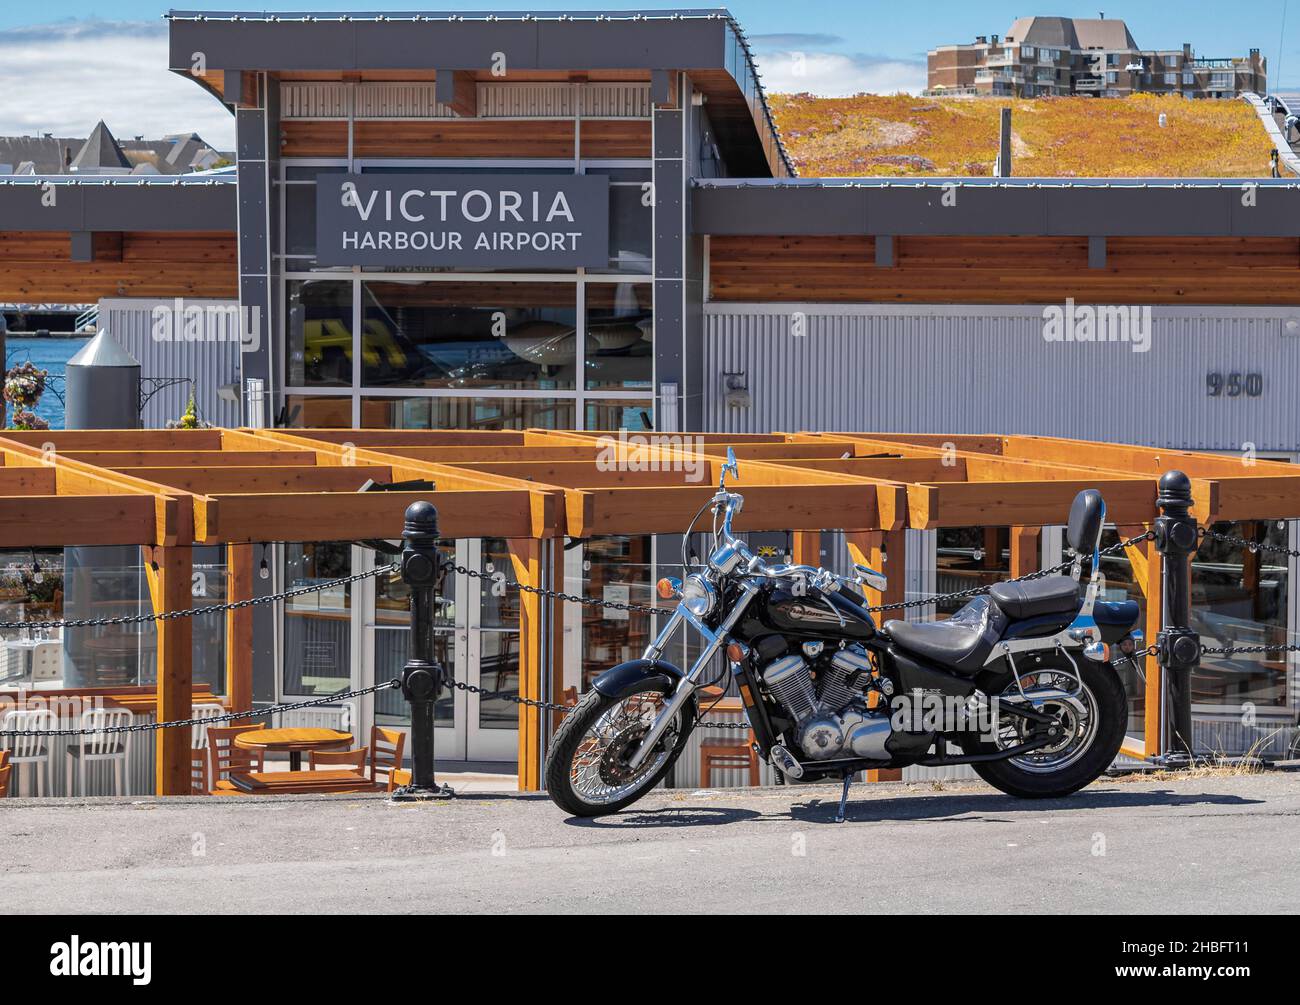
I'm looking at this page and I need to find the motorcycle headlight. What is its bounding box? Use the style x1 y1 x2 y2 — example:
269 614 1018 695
680 573 717 618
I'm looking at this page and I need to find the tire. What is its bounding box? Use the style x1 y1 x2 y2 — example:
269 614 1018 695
544 686 693 817
964 659 1127 799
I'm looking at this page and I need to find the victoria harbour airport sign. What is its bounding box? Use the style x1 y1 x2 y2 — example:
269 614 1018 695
316 173 610 268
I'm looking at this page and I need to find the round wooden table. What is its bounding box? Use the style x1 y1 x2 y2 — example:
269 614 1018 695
234 727 353 770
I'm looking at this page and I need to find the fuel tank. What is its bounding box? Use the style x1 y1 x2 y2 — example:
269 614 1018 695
740 584 877 642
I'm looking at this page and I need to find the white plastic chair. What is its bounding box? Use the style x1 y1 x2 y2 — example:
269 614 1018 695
276 701 353 734
1 708 55 796
190 703 227 749
32 641 62 682
65 708 133 797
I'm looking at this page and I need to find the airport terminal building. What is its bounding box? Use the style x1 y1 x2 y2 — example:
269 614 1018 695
0 9 1297 779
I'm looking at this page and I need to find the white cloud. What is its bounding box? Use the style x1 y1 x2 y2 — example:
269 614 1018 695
0 20 234 147
753 49 926 96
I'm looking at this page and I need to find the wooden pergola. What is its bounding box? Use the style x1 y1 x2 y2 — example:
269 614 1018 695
1 427 1296 794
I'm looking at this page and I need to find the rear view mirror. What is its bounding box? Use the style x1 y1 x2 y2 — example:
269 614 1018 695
720 446 740 489
852 563 888 592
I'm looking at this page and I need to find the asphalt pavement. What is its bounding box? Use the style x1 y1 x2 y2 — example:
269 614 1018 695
2 773 1296 913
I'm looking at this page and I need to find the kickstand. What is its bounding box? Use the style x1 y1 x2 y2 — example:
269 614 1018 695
834 773 852 823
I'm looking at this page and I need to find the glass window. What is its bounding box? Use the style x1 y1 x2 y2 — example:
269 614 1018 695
361 395 576 430
585 282 652 390
585 399 653 432
282 543 352 696
360 281 578 390
936 527 1009 617
284 394 352 428
1193 521 1289 709
579 536 653 690
285 280 352 387
1164 72 1177 84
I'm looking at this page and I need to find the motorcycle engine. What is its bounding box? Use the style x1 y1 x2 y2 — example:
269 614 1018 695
762 645 894 760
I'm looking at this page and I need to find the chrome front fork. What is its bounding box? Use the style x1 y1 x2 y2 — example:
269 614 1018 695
627 580 759 771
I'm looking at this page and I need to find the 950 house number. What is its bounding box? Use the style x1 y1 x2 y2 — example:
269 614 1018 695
1206 372 1264 397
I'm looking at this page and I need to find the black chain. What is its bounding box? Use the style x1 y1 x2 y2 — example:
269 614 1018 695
438 673 750 728
1199 526 1300 559
0 680 400 738
0 564 399 632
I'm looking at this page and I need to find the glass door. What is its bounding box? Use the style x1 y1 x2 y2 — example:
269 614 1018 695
367 539 519 764
370 540 468 761
466 539 521 762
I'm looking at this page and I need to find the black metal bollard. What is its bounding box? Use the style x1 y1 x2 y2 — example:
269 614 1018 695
391 500 454 801
1152 470 1200 763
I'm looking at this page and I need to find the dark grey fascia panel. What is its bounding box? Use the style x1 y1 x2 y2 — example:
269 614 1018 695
692 183 1300 237
537 18 726 70
864 186 1046 236
169 17 722 73
1043 187 1233 235
0 182 237 232
693 186 868 235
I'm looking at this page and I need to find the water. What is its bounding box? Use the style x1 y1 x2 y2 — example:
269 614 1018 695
3 336 88 430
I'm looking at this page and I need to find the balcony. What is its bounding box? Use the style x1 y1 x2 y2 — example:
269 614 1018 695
1074 76 1105 91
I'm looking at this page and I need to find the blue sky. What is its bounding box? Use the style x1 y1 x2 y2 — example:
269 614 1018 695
0 2 1293 145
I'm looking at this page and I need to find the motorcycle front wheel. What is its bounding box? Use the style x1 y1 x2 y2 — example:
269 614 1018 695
962 659 1127 799
544 687 693 817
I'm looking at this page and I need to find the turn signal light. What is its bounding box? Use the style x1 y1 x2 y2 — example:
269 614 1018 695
726 641 750 664
657 577 682 600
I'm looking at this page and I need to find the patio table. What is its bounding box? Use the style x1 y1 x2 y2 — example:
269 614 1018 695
228 769 376 794
233 727 352 770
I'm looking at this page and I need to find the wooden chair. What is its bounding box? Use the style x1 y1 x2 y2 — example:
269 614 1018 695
390 768 411 789
369 726 406 791
700 729 760 788
0 763 10 799
206 725 265 794
309 746 369 773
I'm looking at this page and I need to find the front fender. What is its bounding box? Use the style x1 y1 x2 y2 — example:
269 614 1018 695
592 658 686 700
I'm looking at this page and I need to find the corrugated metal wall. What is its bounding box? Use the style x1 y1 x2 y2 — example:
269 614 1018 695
99 298 242 429
279 81 650 119
703 304 1300 453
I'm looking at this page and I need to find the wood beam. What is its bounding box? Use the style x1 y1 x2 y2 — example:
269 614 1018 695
907 479 1158 529
118 465 394 494
791 531 820 566
509 537 544 792
1009 526 1041 578
143 538 193 796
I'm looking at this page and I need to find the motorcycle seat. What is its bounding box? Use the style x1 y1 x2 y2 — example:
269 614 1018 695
884 595 1007 675
988 575 1079 621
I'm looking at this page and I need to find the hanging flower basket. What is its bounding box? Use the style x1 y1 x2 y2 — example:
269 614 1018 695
3 361 50 429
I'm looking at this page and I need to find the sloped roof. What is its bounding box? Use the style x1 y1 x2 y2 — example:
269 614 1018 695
1005 16 1138 50
69 121 131 171
1073 18 1139 50
1006 16 1079 48
0 136 77 174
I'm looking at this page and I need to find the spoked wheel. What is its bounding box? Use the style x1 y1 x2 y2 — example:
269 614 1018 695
544 687 693 817
963 661 1126 798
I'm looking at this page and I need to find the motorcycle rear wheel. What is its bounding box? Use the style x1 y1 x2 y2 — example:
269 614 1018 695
544 687 692 817
964 659 1127 799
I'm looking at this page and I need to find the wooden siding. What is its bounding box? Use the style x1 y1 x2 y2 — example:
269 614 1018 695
0 231 238 301
708 235 1300 305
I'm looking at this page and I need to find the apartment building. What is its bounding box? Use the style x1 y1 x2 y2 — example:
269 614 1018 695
927 16 1266 98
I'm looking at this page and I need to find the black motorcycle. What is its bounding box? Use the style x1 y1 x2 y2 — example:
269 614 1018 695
546 449 1142 819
